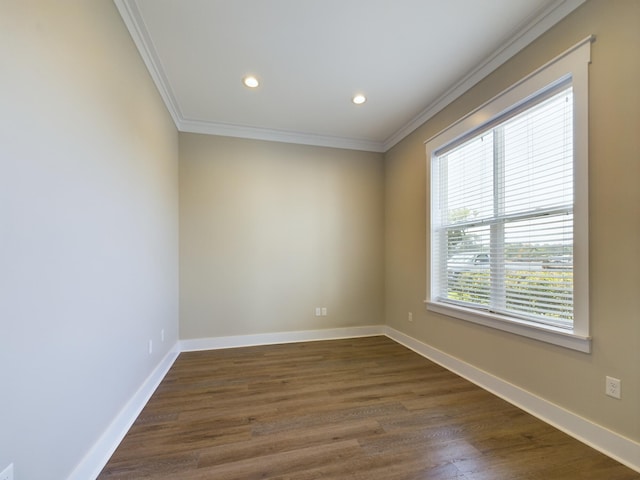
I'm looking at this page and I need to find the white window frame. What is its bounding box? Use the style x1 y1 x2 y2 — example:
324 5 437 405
425 37 592 353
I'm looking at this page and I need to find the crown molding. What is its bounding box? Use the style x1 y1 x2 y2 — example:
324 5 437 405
179 119 386 153
114 0 385 153
115 0 586 154
113 0 184 125
383 0 587 151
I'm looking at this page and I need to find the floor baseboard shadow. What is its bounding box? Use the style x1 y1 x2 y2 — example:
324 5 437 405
384 326 640 474
71 325 640 479
179 325 386 352
67 344 180 480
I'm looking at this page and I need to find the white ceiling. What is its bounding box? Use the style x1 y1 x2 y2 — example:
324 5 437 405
115 0 585 152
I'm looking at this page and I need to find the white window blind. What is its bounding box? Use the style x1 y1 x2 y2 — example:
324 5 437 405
432 82 574 329
426 37 591 352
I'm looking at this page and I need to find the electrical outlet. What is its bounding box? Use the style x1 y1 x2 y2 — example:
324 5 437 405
148 339 153 355
0 463 14 480
321 307 327 316
161 328 165 342
605 376 621 399
408 312 413 322
315 307 321 316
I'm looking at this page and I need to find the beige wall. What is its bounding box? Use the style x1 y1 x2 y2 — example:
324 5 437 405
385 0 640 442
0 1 179 479
179 134 385 339
3 1 637 477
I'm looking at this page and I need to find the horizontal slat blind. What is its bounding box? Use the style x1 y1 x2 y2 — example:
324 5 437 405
433 85 574 329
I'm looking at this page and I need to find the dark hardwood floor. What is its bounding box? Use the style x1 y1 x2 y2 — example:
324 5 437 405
98 336 639 479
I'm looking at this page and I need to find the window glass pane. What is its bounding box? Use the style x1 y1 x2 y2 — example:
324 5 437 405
428 39 591 349
434 84 575 329
444 133 494 223
445 225 491 306
503 88 573 214
502 214 573 326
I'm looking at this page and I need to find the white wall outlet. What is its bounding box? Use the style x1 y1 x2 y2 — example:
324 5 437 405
315 307 321 316
0 463 14 480
148 339 153 355
161 328 165 342
321 307 327 316
408 312 413 322
605 376 621 399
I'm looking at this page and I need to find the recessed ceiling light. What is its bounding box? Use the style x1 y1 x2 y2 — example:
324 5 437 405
243 75 259 88
352 94 366 105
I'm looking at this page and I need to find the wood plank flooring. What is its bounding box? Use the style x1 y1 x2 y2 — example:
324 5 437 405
98 336 639 479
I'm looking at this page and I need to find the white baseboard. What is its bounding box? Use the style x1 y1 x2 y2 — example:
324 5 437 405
180 325 386 352
73 326 639 478
384 326 640 474
68 343 180 480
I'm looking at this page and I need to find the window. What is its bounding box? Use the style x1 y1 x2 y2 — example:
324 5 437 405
426 37 592 352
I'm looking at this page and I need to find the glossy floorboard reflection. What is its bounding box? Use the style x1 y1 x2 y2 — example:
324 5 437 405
98 336 639 479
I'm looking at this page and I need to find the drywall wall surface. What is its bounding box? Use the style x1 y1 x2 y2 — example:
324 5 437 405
0 2 179 478
179 133 384 339
384 0 640 442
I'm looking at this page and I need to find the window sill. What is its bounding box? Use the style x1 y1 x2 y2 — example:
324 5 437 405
425 300 591 353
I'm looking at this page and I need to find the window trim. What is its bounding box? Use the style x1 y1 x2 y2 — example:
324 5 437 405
425 36 593 353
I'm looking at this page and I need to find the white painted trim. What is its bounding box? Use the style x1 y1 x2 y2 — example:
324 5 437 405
180 325 386 352
113 0 183 126
424 36 593 353
67 343 180 480
179 119 386 153
384 326 640 474
114 0 586 153
425 301 592 353
70 325 639 477
383 0 588 151
113 0 385 153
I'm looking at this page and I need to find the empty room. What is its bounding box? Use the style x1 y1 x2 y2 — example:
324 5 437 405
2 0 639 479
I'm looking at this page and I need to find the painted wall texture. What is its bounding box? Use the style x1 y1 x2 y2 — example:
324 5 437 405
179 133 385 340
384 0 640 442
0 2 179 479
1 1 639 478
